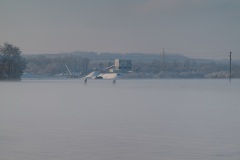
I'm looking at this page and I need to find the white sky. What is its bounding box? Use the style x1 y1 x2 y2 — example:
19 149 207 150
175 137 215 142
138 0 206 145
0 0 240 59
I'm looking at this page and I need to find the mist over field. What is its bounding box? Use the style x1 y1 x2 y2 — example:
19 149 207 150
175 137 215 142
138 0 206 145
1 79 240 160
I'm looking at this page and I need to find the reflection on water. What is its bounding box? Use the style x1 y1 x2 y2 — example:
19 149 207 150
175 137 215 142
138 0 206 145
1 79 240 160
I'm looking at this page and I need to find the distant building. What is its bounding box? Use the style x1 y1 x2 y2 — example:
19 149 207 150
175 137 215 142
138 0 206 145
115 59 132 72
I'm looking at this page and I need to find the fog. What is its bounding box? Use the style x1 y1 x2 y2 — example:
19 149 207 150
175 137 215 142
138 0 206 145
1 1 240 55
1 79 240 160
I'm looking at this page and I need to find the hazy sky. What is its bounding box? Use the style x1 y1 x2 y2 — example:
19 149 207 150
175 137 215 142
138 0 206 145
1 0 239 59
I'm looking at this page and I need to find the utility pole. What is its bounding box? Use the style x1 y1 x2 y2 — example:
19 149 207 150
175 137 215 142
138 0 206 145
157 48 166 73
158 51 160 73
229 51 232 83
162 48 165 71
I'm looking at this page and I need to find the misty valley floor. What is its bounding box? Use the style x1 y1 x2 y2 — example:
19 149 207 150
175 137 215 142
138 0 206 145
1 79 240 160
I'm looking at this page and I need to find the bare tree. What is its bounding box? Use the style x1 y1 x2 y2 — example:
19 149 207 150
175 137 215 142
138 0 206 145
0 43 26 80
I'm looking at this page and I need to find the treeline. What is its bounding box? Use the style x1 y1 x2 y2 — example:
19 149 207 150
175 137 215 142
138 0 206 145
23 52 240 78
0 43 26 80
128 60 239 78
24 54 89 77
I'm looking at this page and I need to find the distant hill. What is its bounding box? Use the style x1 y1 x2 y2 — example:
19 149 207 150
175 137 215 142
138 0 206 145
24 51 189 62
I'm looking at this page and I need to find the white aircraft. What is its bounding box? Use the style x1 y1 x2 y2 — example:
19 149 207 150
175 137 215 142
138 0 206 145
65 59 132 80
84 71 124 80
83 65 124 80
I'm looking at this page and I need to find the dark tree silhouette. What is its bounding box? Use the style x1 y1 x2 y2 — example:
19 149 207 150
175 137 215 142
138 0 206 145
0 43 26 80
